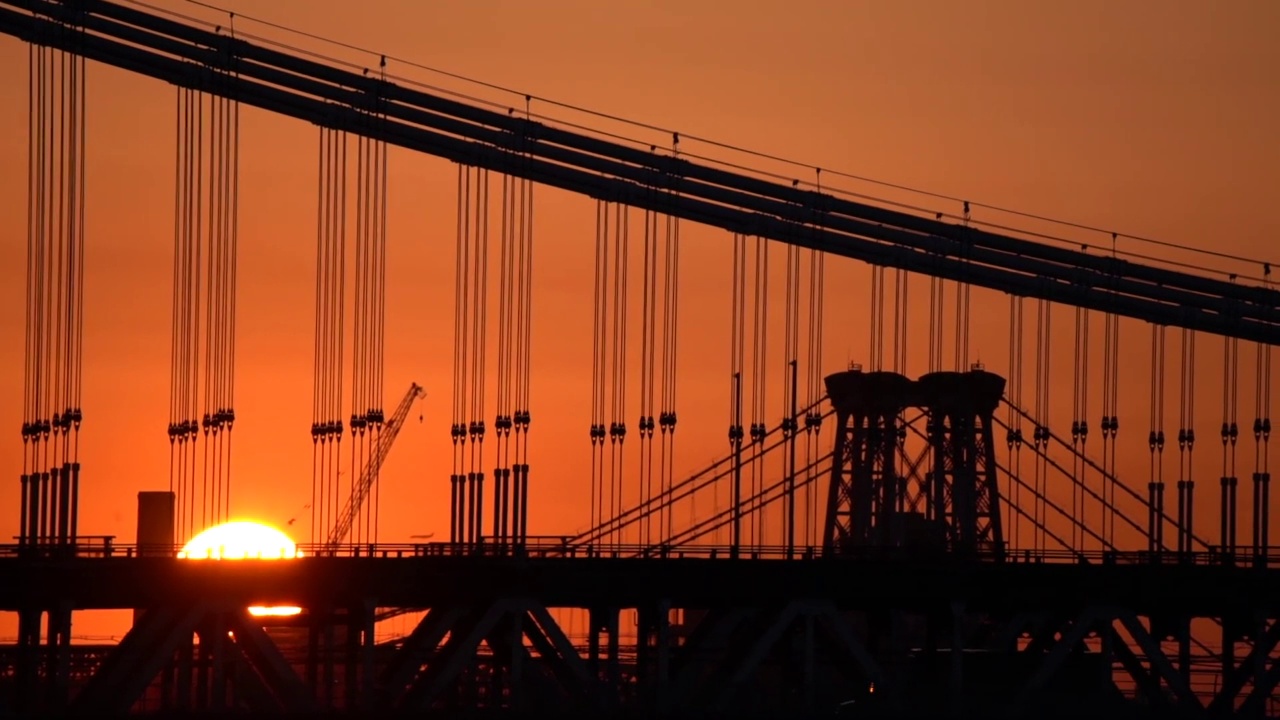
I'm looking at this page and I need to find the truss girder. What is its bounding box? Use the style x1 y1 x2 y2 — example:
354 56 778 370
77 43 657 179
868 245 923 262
662 601 885 715
1208 619 1280 715
68 602 206 715
377 605 465 700
524 605 595 702
398 600 509 710
1006 606 1280 717
225 612 317 713
3 594 1280 717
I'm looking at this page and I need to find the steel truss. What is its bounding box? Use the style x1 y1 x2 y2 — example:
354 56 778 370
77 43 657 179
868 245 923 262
4 599 1279 717
2 556 1279 717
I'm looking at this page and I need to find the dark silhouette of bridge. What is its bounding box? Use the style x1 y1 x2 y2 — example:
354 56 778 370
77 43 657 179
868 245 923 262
1 0 1278 717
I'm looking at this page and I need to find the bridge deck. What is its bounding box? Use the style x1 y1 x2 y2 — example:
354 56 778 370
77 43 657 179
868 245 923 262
2 552 1277 617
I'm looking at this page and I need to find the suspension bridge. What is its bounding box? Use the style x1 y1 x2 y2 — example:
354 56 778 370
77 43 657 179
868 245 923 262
1 0 1279 717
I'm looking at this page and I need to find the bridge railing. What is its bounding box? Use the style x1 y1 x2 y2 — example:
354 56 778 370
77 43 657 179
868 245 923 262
2 539 1279 569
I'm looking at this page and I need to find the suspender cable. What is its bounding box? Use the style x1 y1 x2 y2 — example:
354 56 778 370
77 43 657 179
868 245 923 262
350 121 368 545
1253 265 1272 555
928 276 944 375
1148 324 1167 552
748 235 769 547
174 84 190 540
23 30 88 551
373 66 390 544
608 205 630 547
782 232 800 556
1070 303 1090 550
199 42 240 533
201 85 217 532
449 164 471 546
309 126 348 549
65 33 86 548
170 85 204 541
803 169 826 549
1221 326 1240 554
21 41 42 548
1099 311 1115 548
729 232 747 553
192 88 207 532
509 165 531 549
204 81 217 527
640 207 659 547
1032 298 1051 552
66 31 87 547
372 64 389 544
1100 234 1121 547
334 127 349 548
318 127 330 546
659 134 683 543
493 171 515 550
52 42 65 549
468 167 490 545
314 126 347 548
955 201 972 370
1176 329 1196 553
221 42 241 524
347 65 388 546
1006 295 1024 550
869 265 885 372
310 128 325 545
892 270 908 376
590 200 608 539
511 100 535 549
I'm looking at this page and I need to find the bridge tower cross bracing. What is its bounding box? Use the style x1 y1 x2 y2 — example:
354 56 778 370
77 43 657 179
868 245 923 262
823 368 1010 557
822 369 912 553
918 369 1007 559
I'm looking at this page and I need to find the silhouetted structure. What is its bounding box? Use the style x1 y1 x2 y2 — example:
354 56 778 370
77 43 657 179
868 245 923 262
0 0 1278 717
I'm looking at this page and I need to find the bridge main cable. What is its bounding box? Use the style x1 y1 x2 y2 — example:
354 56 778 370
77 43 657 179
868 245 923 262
3 0 1280 343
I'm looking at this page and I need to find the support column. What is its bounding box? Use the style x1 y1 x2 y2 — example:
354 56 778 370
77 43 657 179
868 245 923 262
605 608 621 706
360 601 377 712
176 636 194 710
344 607 360 710
209 612 228 711
15 608 41 713
801 611 816 712
655 600 671 714
822 369 912 553
919 370 1007 558
950 601 965 717
517 464 531 549
455 474 465 540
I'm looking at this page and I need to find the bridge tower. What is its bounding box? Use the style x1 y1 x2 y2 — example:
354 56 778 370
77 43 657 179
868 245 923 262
917 370 1007 559
822 368 1008 558
822 369 913 553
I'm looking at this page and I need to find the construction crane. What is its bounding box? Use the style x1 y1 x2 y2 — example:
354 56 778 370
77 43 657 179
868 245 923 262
326 383 425 549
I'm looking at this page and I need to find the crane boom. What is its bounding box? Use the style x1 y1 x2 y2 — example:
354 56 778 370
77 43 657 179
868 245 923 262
326 383 425 549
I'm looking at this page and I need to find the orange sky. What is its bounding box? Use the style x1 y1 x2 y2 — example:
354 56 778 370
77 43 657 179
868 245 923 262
2 0 1280 636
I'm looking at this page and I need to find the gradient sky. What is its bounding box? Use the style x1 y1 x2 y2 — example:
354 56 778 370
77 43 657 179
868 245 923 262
1 0 1279 637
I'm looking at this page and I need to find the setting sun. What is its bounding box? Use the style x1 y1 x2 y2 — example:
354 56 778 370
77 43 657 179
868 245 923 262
178 521 303 560
179 521 303 617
